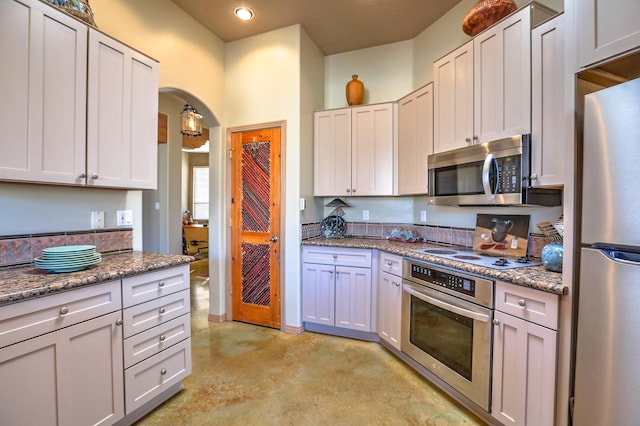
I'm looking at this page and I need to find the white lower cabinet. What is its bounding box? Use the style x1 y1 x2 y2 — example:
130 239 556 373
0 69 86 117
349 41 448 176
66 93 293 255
302 246 373 332
491 281 558 426
122 265 192 415
0 281 124 426
376 252 403 350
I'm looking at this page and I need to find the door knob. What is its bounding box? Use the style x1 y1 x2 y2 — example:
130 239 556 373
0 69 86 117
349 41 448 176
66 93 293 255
265 236 278 243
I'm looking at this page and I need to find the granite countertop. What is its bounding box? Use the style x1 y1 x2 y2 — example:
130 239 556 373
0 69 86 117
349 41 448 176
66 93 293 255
0 251 194 306
302 237 567 295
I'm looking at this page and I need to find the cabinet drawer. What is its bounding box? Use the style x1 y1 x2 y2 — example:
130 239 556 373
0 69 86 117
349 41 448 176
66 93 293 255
0 280 121 348
124 314 190 368
495 281 559 330
302 246 371 268
379 252 403 276
123 289 190 338
122 264 189 308
124 337 191 414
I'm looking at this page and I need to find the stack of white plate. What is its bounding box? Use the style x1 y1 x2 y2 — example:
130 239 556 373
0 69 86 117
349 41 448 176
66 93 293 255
34 245 102 273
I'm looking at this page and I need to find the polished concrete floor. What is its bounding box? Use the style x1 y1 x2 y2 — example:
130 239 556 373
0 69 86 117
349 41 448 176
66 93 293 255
135 260 484 425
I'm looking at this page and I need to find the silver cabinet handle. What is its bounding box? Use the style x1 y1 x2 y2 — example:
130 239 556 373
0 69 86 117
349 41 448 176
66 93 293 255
335 270 341 275
160 368 167 376
159 307 166 314
530 173 538 181
394 281 401 287
352 188 356 193
329 270 334 274
59 306 69 315
473 135 479 143
159 335 166 342
91 173 99 179
333 254 338 259
492 318 500 325
465 137 471 143
79 172 87 179
386 261 392 266
346 188 351 193
518 299 526 307
116 319 123 326
159 281 165 287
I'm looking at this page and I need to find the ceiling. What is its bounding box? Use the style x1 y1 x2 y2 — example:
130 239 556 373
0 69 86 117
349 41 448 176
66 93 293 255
170 0 463 55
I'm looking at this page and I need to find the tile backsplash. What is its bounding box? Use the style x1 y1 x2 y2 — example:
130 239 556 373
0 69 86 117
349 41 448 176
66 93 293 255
302 222 548 258
0 228 133 267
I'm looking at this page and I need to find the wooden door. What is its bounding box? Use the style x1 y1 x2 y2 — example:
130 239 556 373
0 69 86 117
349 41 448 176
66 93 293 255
231 127 281 328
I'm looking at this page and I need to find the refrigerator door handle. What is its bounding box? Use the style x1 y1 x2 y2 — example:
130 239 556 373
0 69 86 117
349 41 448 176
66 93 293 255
601 248 640 264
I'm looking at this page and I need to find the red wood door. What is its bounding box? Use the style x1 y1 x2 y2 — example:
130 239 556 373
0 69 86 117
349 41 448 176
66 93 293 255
230 127 281 328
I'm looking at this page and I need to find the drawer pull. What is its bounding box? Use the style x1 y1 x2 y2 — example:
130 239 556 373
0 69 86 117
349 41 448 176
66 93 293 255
333 254 338 259
159 281 166 287
492 318 500 325
386 261 392 266
159 334 166 342
518 299 526 307
160 368 167 376
159 307 166 315
394 282 401 287
59 306 69 315
116 319 123 326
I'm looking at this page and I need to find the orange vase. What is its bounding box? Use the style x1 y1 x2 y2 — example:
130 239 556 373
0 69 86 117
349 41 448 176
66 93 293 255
346 75 364 106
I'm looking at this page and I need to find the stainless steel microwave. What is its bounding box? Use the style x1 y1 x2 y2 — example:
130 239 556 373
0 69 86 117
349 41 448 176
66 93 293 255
427 135 561 206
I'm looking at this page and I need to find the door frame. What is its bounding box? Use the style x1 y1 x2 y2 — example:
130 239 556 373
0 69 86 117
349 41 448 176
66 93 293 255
225 120 286 329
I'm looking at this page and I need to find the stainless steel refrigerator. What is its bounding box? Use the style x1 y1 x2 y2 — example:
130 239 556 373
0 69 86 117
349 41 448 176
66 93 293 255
574 76 640 425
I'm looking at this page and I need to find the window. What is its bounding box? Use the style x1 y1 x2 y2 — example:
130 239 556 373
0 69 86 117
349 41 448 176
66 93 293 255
193 166 209 220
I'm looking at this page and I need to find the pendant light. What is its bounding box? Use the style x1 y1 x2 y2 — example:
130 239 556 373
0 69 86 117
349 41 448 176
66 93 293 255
180 103 203 137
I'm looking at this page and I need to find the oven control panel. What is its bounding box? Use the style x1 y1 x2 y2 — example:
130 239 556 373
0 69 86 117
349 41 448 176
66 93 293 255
410 263 475 297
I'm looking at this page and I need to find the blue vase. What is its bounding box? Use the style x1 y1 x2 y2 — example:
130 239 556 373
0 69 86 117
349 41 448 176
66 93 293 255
541 243 563 272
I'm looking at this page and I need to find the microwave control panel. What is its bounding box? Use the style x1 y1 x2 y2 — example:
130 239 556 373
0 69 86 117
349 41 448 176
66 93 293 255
496 156 521 193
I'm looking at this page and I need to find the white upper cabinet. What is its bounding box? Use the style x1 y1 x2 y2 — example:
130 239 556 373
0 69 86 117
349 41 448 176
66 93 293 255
314 103 396 197
397 83 433 195
87 30 159 189
531 14 566 187
577 0 640 68
433 41 474 153
473 7 532 143
433 4 555 154
0 0 87 185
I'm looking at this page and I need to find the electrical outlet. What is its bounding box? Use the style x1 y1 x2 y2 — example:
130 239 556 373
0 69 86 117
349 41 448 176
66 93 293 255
117 210 133 226
91 211 104 229
420 210 427 222
363 210 369 220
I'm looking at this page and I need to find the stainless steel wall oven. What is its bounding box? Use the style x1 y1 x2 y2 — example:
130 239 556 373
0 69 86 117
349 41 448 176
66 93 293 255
401 259 494 411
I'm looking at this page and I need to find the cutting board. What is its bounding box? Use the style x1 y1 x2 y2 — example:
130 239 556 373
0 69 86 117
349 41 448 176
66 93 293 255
473 214 531 257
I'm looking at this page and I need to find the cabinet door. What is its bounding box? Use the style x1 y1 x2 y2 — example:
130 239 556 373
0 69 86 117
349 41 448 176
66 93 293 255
58 311 125 426
313 108 352 196
377 270 402 350
0 330 60 426
351 103 396 196
474 8 531 143
398 83 433 195
302 262 335 325
87 29 158 189
0 0 87 185
434 41 474 153
492 311 557 426
577 0 640 68
334 265 372 331
531 14 565 187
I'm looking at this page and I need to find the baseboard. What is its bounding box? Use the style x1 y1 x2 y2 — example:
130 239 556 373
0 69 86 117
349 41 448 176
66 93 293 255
282 324 304 334
303 322 380 342
207 313 225 323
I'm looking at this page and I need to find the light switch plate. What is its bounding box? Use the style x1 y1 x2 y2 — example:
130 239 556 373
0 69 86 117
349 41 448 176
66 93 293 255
363 210 370 220
420 210 427 222
117 210 133 226
91 211 104 229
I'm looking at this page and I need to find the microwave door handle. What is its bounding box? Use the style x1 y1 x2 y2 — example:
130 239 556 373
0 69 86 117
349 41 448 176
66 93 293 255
403 285 490 323
482 154 496 199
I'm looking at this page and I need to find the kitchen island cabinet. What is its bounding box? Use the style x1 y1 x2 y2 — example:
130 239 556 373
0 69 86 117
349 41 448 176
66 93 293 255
491 281 558 426
576 0 640 68
302 246 374 337
0 281 124 426
314 103 396 197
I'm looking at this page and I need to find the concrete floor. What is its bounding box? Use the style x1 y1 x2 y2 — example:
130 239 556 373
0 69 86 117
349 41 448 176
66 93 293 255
135 260 484 425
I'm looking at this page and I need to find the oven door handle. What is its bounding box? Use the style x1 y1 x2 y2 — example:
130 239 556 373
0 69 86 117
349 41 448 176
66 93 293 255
403 285 490 323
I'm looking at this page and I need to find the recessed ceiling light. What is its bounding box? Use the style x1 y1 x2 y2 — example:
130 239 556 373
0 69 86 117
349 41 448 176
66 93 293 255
234 7 254 21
